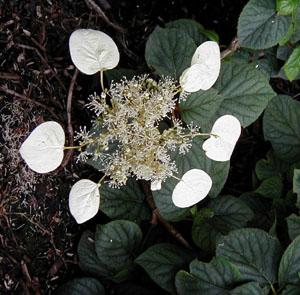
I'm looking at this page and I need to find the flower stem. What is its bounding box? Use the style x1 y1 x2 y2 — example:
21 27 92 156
100 70 105 91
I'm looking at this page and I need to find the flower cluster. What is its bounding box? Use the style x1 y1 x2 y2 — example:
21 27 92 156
77 75 198 189
19 28 241 224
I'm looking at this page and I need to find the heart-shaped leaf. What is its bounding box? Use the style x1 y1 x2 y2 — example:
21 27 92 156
202 115 241 161
69 179 100 224
172 169 212 208
19 121 65 173
69 29 119 75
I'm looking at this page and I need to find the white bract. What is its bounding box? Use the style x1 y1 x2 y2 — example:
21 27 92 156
172 169 212 208
69 179 100 224
19 121 65 173
69 29 120 75
180 41 221 92
202 115 241 162
151 180 162 191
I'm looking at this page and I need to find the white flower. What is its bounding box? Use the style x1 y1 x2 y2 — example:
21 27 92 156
151 179 162 191
19 121 65 173
202 115 241 162
69 179 100 224
69 29 120 75
172 169 212 208
180 41 221 92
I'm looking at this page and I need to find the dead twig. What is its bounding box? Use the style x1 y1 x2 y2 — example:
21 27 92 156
0 72 21 80
60 68 79 169
83 0 127 33
0 85 60 120
140 181 193 249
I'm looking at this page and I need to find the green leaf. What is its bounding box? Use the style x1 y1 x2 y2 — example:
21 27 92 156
240 192 273 230
135 243 194 294
238 0 291 49
255 150 289 181
279 23 294 45
263 95 300 163
279 234 300 287
55 278 105 295
165 19 207 46
202 30 219 43
231 282 269 295
175 257 242 295
286 214 300 240
78 231 113 279
293 168 300 195
212 62 276 128
216 228 282 286
255 176 283 199
100 178 150 222
283 46 300 81
192 196 254 252
179 88 225 129
95 220 142 273
277 0 300 15
282 285 300 295
145 27 197 79
152 136 229 221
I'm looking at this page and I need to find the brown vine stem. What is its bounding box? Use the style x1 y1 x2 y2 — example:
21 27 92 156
140 180 193 250
61 68 79 169
83 0 127 33
221 36 239 59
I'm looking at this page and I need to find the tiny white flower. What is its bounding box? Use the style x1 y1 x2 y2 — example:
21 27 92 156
172 169 212 208
19 121 65 173
180 41 221 92
202 115 241 162
69 29 120 75
69 179 100 224
151 179 162 191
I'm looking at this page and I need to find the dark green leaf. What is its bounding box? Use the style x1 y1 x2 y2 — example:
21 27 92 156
286 214 300 240
165 19 207 46
283 46 300 81
238 0 291 49
55 278 105 295
78 231 113 279
279 234 300 287
95 220 142 273
277 0 300 15
293 168 300 195
192 196 254 252
153 136 229 221
175 257 242 295
100 178 150 222
230 282 269 295
263 95 300 162
201 29 219 43
279 23 294 45
213 62 276 128
255 150 289 181
255 176 283 199
105 68 138 85
135 243 194 294
179 88 225 129
145 27 197 79
282 285 300 295
216 228 282 286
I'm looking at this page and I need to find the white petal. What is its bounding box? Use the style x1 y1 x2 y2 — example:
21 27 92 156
202 115 241 161
19 121 65 173
69 29 120 75
151 180 162 191
180 41 221 92
69 179 100 224
172 169 212 208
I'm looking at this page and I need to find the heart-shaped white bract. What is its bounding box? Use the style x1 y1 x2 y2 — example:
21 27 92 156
180 41 221 92
202 115 241 162
19 121 65 173
69 29 120 75
69 179 100 224
172 169 212 208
